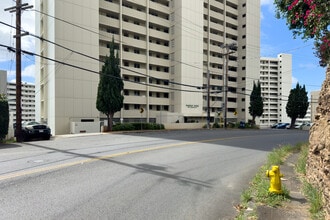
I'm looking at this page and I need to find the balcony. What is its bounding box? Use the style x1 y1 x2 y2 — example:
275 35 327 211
149 42 169 53
149 15 169 29
124 96 147 104
122 7 146 21
100 1 120 13
122 21 147 36
99 15 120 28
149 56 170 67
122 51 147 63
122 36 147 49
149 29 169 41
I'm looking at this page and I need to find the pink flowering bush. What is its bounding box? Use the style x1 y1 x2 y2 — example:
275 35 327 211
275 0 329 66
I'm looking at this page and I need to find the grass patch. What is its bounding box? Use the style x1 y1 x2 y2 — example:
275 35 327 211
294 143 325 219
295 143 309 175
236 144 299 219
302 181 325 220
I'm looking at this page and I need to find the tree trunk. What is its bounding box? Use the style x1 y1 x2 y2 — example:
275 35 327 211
290 117 296 129
252 115 256 125
107 113 114 132
106 114 110 132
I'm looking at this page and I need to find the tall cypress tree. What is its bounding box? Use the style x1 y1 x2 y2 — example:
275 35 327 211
249 81 263 125
286 83 309 128
96 37 124 131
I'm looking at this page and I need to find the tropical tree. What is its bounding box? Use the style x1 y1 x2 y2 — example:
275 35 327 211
286 83 309 128
275 0 330 66
249 81 263 125
96 37 124 131
0 94 9 141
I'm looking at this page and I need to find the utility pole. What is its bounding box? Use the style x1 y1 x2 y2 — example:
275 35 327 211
5 1 33 142
221 43 236 129
207 70 210 129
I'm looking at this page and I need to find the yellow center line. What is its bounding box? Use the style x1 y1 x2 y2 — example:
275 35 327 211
0 133 290 181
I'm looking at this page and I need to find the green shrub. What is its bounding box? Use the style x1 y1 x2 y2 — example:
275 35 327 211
0 95 9 141
112 123 164 131
112 123 135 131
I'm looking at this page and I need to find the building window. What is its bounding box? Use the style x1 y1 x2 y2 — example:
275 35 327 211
134 63 140 68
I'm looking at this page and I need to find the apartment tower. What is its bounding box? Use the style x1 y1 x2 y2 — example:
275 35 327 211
0 70 36 123
259 54 292 127
35 0 260 134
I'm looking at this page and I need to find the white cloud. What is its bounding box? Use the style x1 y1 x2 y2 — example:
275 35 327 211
260 43 279 57
261 0 273 6
7 64 35 82
260 0 276 16
0 0 35 62
292 76 298 85
22 64 35 78
298 63 317 69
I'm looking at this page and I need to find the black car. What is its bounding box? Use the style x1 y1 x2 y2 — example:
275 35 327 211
21 121 51 141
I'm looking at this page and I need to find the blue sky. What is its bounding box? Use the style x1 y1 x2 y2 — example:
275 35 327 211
260 0 326 94
0 0 326 94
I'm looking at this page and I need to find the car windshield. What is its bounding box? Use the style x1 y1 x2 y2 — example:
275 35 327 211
23 121 40 126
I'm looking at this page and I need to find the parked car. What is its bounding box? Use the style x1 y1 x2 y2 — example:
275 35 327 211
293 123 307 129
21 121 51 141
271 123 280 128
301 123 313 130
276 123 290 129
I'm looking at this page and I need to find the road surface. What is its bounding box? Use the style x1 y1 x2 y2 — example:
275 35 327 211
0 129 308 219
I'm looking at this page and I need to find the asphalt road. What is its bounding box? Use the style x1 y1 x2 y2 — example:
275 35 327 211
0 129 308 219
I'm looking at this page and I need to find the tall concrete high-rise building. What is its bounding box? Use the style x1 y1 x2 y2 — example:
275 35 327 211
35 0 260 135
259 54 292 127
0 70 7 94
310 90 320 122
0 70 36 123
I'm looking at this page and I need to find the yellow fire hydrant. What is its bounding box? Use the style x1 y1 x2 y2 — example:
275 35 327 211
266 165 283 194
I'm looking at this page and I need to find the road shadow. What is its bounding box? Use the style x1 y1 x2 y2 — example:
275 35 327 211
118 129 309 152
0 143 22 150
21 142 214 189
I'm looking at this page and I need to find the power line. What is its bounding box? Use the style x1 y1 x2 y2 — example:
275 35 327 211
0 20 204 90
0 43 210 94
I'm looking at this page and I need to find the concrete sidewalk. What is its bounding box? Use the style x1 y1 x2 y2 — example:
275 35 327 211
256 152 310 220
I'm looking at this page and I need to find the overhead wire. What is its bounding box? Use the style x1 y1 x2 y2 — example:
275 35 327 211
0 43 209 94
4 3 320 104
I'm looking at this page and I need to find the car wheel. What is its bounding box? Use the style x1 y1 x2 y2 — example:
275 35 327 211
22 133 29 142
43 135 51 140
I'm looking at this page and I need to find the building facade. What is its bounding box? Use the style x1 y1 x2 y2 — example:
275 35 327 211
259 54 292 128
310 90 320 122
0 70 36 123
35 0 260 135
